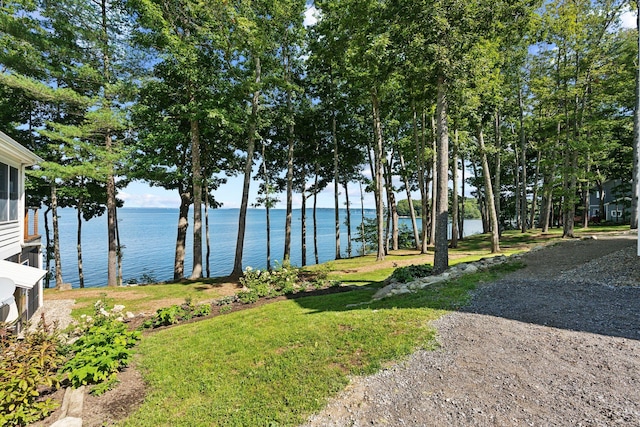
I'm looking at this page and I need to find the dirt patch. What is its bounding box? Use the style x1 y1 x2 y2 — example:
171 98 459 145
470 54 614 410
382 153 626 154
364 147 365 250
304 233 640 426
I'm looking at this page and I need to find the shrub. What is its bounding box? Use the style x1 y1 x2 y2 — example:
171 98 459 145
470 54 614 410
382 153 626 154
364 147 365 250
390 264 433 283
239 262 302 299
62 301 140 394
237 289 259 304
144 301 213 329
0 322 64 426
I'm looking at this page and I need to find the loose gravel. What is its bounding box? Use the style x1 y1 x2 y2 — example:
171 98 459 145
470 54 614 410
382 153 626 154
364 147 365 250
304 233 640 426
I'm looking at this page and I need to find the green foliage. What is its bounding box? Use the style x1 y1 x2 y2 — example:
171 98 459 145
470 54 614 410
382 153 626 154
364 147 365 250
357 218 416 253
240 261 302 298
62 301 140 394
237 289 260 304
145 300 213 329
397 198 481 219
390 264 434 283
0 324 64 426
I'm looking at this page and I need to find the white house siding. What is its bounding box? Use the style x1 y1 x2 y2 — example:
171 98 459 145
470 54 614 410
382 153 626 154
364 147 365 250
0 221 21 260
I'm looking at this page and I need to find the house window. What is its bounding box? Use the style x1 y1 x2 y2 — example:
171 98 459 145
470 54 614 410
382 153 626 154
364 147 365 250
0 162 19 223
611 210 622 218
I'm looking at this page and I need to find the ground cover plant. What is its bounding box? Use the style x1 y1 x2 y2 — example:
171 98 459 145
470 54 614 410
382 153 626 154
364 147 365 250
0 324 64 426
62 301 141 395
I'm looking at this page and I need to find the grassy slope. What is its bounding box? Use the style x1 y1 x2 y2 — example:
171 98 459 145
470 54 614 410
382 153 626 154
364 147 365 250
124 266 522 426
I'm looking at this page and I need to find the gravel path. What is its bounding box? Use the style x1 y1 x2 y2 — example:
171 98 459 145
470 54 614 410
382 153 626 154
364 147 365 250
304 233 640 426
29 298 75 332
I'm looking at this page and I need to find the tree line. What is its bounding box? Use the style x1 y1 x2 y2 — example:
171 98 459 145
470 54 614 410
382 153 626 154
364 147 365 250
1 0 637 288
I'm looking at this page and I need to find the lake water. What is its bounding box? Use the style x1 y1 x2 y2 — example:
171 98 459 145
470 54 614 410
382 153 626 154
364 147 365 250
44 208 483 288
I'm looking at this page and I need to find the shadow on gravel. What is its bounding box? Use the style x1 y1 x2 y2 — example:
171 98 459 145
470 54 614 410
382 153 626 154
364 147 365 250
461 279 640 341
461 237 640 341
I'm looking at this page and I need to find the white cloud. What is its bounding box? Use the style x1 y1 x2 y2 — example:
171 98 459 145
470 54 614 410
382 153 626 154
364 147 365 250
620 7 637 29
304 5 318 27
119 190 179 208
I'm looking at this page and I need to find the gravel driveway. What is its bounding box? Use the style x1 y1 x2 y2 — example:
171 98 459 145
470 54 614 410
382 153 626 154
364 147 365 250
304 233 640 426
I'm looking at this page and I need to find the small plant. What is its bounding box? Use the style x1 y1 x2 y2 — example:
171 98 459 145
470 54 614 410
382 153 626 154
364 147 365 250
237 289 259 304
0 322 64 426
154 305 186 326
390 264 434 283
215 295 237 306
219 305 232 314
144 302 213 329
193 304 211 317
62 301 140 394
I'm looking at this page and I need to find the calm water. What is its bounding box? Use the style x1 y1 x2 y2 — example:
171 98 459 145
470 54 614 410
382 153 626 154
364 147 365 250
43 208 483 288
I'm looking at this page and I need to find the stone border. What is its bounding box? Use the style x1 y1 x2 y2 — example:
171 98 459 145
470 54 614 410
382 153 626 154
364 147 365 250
354 247 550 306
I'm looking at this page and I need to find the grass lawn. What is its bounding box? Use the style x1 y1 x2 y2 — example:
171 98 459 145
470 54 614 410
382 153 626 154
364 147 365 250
122 263 520 427
44 280 233 318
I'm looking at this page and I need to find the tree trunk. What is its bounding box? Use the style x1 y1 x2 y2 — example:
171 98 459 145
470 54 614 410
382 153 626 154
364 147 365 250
371 88 385 261
44 207 51 288
115 207 122 287
174 191 190 280
514 143 521 230
232 56 260 277
412 103 428 253
343 181 352 258
313 146 319 265
529 150 541 229
384 160 392 253
494 110 502 235
519 89 527 233
283 43 294 262
460 154 465 240
451 129 459 248
472 161 489 234
399 150 420 249
190 118 203 279
598 180 605 221
632 1 640 230
433 76 449 273
77 198 84 288
430 115 437 246
301 189 306 267
360 181 366 256
332 111 341 260
51 184 63 288
478 126 501 253
266 198 272 271
204 181 210 278
106 139 117 287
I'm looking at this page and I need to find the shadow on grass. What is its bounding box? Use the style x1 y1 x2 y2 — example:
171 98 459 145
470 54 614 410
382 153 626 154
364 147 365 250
293 235 640 342
289 263 523 315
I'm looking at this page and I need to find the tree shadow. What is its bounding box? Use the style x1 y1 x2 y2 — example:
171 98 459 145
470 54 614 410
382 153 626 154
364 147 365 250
292 240 640 341
460 277 640 341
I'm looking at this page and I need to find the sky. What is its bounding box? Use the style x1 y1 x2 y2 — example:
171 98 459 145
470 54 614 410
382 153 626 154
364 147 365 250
119 5 637 210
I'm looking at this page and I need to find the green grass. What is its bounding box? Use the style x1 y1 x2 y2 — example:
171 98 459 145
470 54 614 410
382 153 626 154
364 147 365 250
123 263 520 427
46 281 227 318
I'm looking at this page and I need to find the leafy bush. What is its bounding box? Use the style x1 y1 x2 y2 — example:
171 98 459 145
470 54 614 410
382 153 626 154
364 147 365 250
0 323 64 426
239 262 301 299
62 301 140 394
237 289 259 304
144 301 213 329
390 264 433 283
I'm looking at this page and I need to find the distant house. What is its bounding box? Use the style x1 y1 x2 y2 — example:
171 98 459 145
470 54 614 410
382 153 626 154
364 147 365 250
0 131 45 332
589 179 632 223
